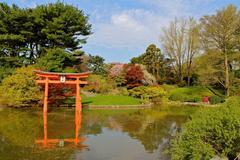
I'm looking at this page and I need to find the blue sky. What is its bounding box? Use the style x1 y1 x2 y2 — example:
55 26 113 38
2 0 240 62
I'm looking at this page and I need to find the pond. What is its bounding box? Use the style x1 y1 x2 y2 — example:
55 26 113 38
0 105 197 160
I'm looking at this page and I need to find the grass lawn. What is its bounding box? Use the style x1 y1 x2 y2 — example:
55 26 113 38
167 86 225 103
81 94 141 105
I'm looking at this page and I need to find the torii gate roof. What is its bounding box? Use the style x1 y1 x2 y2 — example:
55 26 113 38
34 70 91 78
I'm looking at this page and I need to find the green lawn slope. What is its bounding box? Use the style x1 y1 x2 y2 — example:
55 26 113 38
82 94 141 105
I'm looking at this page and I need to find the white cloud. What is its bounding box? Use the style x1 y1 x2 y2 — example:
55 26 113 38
84 0 217 61
87 9 170 51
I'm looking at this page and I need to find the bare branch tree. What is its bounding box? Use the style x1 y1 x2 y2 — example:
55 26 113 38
161 18 200 85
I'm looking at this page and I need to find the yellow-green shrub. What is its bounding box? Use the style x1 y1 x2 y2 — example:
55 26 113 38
128 86 166 102
0 66 41 107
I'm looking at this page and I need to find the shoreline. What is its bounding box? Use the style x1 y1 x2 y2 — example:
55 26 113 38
83 103 153 110
0 100 220 110
165 101 220 107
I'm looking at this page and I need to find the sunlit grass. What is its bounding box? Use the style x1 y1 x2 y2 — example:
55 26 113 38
82 94 141 105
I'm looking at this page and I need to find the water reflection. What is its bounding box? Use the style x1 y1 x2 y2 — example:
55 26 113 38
35 109 86 148
0 105 196 160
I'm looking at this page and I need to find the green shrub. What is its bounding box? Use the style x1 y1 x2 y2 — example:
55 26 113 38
0 66 41 107
83 74 114 94
128 86 166 102
0 67 15 82
0 57 25 82
118 87 129 96
169 86 214 102
209 95 225 104
171 97 240 160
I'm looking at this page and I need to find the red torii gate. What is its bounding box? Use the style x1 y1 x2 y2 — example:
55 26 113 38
34 70 91 114
34 70 91 147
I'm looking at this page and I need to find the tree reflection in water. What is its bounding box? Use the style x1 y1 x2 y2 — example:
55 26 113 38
0 105 196 160
81 108 189 154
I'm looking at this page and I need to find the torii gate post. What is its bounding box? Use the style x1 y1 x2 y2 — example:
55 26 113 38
34 70 90 147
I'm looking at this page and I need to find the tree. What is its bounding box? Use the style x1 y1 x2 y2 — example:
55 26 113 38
131 44 171 83
0 2 91 62
0 3 27 57
88 54 106 75
125 65 144 88
142 44 162 80
161 18 200 85
161 18 186 83
200 5 240 96
35 48 79 73
194 51 224 87
185 18 200 86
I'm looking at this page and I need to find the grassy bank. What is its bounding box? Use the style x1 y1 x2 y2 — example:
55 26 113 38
82 94 141 105
165 86 225 104
64 94 142 106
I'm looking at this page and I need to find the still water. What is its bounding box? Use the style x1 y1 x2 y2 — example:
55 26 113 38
0 106 197 160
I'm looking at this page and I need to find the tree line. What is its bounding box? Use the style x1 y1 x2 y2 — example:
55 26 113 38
131 5 240 96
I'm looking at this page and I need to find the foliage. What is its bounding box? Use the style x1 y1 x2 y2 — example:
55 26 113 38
169 86 214 102
83 74 113 94
109 63 125 77
128 86 166 103
0 2 91 62
88 54 106 75
0 67 15 82
161 18 200 84
125 65 144 88
193 52 223 86
209 95 225 104
0 66 41 107
0 57 26 82
35 48 78 72
200 5 240 96
131 44 172 83
139 64 157 86
171 97 240 159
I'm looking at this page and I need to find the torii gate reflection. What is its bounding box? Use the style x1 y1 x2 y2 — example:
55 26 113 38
35 108 85 147
34 70 91 147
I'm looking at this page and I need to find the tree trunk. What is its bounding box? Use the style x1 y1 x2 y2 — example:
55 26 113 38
178 66 183 84
224 53 230 96
187 69 191 86
30 43 34 63
187 60 192 86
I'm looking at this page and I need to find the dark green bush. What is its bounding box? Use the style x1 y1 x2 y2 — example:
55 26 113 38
171 97 240 160
0 67 15 82
209 95 225 104
169 93 188 102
